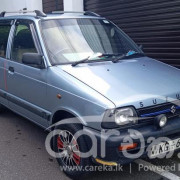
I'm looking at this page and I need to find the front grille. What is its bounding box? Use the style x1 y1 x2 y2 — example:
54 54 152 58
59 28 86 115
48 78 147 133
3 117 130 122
137 101 180 119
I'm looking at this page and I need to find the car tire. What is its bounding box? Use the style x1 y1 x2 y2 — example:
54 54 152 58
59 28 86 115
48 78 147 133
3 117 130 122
53 123 92 179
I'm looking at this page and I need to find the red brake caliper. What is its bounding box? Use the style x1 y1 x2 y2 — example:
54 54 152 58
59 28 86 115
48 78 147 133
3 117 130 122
57 136 64 149
72 139 80 165
73 152 80 165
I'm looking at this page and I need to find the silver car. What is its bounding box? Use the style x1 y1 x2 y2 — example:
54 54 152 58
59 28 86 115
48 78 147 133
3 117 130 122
0 10 180 179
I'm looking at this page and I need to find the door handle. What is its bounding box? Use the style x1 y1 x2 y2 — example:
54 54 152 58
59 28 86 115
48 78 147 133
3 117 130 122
8 66 15 73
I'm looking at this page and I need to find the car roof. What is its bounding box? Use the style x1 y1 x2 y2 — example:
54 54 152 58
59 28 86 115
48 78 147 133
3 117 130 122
0 11 105 21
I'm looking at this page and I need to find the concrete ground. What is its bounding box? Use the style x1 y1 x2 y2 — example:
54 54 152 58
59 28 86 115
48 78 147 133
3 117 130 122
0 109 180 180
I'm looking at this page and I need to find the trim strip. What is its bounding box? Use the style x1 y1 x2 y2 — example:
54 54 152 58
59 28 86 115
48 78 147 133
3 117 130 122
0 89 51 121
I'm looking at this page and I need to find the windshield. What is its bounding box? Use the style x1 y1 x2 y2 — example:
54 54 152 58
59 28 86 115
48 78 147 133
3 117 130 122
41 18 142 65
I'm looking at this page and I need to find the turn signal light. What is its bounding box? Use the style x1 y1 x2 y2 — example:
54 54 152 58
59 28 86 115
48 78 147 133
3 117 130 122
57 94 62 99
119 143 137 151
95 158 117 166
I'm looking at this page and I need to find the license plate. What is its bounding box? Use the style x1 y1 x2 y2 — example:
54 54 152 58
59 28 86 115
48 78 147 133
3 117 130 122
150 138 180 158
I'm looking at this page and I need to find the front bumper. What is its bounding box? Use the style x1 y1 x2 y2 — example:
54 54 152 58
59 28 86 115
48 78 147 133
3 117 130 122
83 116 180 165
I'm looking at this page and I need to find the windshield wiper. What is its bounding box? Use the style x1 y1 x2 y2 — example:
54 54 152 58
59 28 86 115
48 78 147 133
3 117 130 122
72 56 90 67
71 52 144 66
112 52 145 63
71 53 118 67
99 53 122 57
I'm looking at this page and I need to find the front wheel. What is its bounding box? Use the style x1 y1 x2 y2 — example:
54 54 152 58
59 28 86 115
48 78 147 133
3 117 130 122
53 123 92 179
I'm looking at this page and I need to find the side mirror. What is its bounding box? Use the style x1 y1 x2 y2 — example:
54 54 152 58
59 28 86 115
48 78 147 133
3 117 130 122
22 53 45 69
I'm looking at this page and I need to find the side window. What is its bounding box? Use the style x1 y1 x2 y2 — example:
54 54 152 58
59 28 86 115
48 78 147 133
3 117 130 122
11 22 37 63
0 24 11 58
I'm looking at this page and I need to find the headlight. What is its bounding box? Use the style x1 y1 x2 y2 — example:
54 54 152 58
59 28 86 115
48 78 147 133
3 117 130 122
102 107 138 129
115 107 137 126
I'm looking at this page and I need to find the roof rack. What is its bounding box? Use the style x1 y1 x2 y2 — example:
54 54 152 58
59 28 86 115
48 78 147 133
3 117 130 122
0 9 47 18
51 11 100 17
84 11 100 17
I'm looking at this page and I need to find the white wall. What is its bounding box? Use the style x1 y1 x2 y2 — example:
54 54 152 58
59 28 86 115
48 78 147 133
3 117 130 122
64 0 84 11
0 0 42 13
0 0 85 14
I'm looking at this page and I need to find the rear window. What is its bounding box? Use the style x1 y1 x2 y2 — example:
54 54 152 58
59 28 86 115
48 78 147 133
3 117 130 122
0 24 11 58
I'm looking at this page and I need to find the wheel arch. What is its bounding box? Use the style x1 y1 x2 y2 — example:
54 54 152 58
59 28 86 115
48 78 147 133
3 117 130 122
50 108 87 128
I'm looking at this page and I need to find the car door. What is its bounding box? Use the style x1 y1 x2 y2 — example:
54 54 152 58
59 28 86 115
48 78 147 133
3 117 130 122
6 19 50 128
0 20 12 107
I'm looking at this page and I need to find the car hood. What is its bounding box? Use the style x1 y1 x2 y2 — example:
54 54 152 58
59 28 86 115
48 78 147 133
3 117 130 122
60 57 180 108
